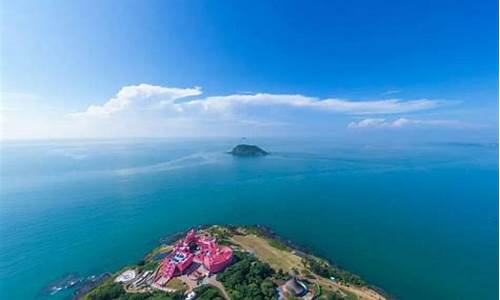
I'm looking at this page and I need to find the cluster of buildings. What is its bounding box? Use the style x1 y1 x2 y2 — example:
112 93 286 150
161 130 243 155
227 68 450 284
152 229 233 287
113 228 313 299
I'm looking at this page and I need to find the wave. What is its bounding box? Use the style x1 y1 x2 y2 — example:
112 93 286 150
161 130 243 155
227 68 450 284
0 152 224 193
113 152 222 176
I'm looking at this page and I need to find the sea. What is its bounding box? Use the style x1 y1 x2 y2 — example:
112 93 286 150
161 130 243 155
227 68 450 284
0 138 498 300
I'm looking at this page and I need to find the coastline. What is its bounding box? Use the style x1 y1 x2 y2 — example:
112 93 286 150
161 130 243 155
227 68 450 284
235 225 393 299
77 224 390 300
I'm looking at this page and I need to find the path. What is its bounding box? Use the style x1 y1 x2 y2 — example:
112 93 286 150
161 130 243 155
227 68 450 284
206 277 230 300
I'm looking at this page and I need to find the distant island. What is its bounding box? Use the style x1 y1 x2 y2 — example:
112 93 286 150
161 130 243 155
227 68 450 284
229 144 269 157
78 225 389 300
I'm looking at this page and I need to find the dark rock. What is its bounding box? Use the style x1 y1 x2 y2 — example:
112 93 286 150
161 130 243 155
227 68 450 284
229 144 269 157
40 273 82 296
72 273 111 299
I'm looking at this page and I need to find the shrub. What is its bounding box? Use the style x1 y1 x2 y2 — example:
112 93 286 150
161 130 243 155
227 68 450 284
193 285 225 300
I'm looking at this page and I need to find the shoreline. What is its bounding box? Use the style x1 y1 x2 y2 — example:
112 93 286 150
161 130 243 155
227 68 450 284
237 224 393 300
77 224 391 300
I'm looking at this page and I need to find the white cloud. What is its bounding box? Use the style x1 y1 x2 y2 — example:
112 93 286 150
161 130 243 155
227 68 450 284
2 84 463 139
348 118 468 129
183 94 438 115
70 84 202 117
347 118 387 128
71 84 439 119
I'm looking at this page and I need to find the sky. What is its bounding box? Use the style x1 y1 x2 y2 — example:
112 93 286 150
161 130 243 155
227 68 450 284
1 0 498 141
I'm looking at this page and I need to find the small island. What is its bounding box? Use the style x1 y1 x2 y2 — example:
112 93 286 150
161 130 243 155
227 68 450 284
78 225 389 300
229 144 269 157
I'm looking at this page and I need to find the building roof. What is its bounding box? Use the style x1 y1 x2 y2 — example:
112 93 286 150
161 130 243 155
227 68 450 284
115 270 136 283
284 277 307 296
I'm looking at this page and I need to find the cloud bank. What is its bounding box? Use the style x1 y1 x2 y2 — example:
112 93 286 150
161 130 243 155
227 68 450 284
347 118 468 129
3 83 474 139
71 84 202 117
71 84 440 119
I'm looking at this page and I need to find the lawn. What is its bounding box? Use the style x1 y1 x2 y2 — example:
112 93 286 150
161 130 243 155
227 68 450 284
165 278 187 291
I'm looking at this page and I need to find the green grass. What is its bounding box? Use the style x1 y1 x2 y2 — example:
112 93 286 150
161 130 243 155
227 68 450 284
315 283 322 297
268 239 289 251
340 288 359 300
231 234 304 273
193 285 225 300
165 278 187 291
143 261 159 271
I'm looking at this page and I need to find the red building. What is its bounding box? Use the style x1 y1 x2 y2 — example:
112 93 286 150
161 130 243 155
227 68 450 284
153 229 233 286
198 235 233 273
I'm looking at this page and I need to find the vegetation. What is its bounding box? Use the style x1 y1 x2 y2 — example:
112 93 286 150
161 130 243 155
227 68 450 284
80 225 382 300
240 225 290 251
144 245 171 262
315 283 322 297
302 256 364 286
134 260 159 273
274 268 290 281
317 290 346 300
301 268 315 279
231 234 303 273
205 226 236 246
339 288 358 300
165 278 187 291
267 239 289 251
240 225 267 236
143 261 160 271
81 281 183 300
217 251 277 300
206 226 230 239
192 285 225 300
119 292 183 300
82 281 124 300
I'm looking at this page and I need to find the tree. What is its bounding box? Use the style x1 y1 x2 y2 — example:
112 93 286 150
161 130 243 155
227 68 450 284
217 251 276 300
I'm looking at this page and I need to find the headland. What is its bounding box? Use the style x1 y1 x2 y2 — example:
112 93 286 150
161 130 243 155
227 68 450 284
79 225 389 300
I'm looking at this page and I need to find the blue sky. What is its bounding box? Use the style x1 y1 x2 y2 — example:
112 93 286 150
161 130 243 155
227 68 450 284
1 0 498 141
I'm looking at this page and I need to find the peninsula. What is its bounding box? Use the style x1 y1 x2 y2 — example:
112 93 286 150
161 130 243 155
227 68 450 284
79 225 389 300
229 144 269 157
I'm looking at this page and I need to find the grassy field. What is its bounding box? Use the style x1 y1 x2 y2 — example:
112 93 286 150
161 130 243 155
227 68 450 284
230 234 304 273
340 288 359 300
230 227 385 300
165 278 187 291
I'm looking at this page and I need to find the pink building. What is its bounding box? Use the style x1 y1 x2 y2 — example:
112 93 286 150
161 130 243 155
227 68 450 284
197 236 233 273
153 229 233 286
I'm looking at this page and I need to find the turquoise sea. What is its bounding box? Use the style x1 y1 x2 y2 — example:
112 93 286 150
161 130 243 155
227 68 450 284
0 139 498 300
